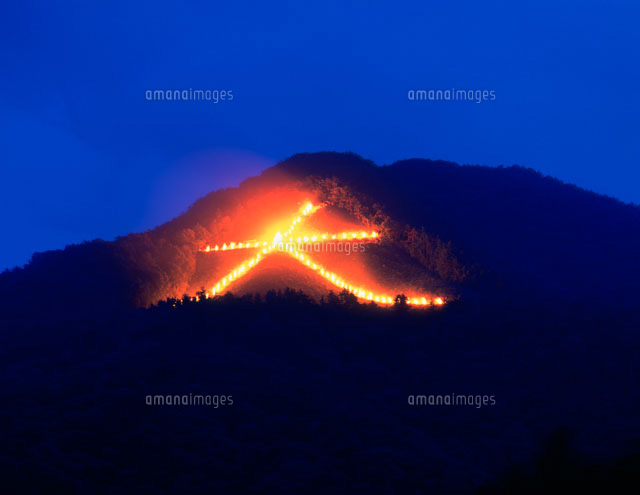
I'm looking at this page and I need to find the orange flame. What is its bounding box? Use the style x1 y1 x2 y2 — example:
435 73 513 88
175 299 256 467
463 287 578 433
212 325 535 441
200 202 446 307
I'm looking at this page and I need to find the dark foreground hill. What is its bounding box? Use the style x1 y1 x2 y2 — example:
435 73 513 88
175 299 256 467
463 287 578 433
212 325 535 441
2 152 640 493
2 292 639 494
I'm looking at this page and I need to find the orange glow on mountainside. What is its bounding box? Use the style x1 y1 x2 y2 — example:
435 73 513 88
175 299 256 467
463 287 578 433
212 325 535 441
199 202 446 306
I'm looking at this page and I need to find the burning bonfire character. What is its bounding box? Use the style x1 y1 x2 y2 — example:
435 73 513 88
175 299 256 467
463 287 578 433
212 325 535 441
201 203 445 307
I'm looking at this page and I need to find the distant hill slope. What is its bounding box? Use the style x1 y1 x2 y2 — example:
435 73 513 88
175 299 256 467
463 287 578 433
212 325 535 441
269 153 640 305
2 152 638 315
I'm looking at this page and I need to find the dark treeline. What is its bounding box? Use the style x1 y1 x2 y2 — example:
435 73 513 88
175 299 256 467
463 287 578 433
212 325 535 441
161 287 426 312
2 288 639 493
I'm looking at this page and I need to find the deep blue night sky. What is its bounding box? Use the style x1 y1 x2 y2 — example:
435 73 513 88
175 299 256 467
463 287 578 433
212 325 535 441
1 1 638 270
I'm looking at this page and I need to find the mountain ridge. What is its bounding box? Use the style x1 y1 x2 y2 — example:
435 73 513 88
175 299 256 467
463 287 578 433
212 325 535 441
2 152 638 315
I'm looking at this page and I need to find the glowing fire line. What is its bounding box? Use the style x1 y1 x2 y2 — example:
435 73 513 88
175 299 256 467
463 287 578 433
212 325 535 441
202 231 379 253
204 202 445 306
287 248 442 306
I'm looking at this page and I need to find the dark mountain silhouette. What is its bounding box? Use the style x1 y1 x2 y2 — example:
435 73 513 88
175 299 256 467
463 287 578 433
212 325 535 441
2 152 640 493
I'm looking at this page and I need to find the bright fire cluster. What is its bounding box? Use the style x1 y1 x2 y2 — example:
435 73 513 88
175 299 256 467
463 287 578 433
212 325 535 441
201 202 445 307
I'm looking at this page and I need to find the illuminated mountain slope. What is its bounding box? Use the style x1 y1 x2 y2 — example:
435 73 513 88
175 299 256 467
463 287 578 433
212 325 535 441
189 202 449 305
2 151 639 314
